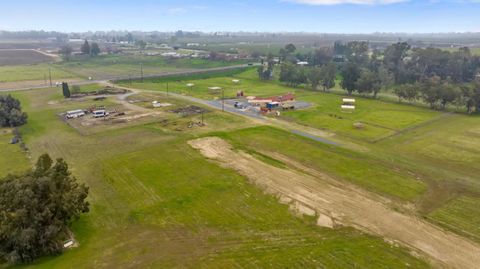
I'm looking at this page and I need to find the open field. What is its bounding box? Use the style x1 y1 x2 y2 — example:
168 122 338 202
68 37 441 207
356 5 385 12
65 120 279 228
282 94 440 141
428 196 480 242
0 64 77 83
2 68 480 268
188 43 315 55
115 68 480 252
0 54 248 91
217 126 426 201
0 129 30 178
118 68 293 100
189 136 480 269
373 113 480 242
0 49 54 65
0 87 433 268
443 47 480 55
58 55 247 80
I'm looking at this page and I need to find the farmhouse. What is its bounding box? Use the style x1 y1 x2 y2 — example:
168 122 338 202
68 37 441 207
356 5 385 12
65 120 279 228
248 93 296 107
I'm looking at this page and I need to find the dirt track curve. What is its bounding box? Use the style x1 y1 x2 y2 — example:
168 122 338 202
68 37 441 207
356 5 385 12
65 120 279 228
188 137 480 269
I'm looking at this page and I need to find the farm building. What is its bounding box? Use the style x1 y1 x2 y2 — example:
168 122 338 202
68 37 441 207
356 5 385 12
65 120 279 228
248 93 295 105
249 93 296 110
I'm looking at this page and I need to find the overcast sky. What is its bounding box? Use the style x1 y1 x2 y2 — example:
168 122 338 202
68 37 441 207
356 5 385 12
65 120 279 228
2 0 480 33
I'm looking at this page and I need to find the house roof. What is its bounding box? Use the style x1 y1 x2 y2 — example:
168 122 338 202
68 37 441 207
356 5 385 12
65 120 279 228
254 93 295 102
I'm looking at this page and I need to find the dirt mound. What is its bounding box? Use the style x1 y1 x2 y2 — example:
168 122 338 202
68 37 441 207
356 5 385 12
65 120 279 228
188 137 480 269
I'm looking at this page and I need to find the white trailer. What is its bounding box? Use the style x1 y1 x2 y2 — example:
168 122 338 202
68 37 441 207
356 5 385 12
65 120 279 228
66 109 85 119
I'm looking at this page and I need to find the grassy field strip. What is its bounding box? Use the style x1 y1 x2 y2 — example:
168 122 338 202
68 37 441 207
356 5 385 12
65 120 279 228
378 114 480 183
371 112 454 143
428 196 480 242
0 129 31 178
0 63 79 83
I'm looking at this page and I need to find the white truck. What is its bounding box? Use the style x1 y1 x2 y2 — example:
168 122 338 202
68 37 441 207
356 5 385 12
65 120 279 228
92 110 109 118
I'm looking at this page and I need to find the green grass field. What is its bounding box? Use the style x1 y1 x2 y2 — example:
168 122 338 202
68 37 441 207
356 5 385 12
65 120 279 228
58 55 247 80
0 64 77 83
443 47 480 55
378 114 480 189
118 68 480 244
0 54 247 84
428 196 480 242
120 68 296 100
0 129 30 178
3 67 480 268
282 93 440 141
0 87 430 268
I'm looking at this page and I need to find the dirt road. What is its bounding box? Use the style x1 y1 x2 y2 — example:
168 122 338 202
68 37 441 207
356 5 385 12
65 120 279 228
188 137 480 269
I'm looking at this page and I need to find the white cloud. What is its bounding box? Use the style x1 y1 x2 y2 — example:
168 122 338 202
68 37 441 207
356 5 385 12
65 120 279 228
285 0 409 5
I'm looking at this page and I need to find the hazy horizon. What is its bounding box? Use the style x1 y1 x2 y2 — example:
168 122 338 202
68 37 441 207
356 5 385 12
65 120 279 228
1 0 480 33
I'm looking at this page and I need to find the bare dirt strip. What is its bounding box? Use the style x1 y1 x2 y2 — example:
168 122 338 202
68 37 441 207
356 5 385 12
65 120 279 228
188 137 480 269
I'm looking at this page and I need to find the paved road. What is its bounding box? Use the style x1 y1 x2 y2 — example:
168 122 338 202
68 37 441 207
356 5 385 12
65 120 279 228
0 64 256 92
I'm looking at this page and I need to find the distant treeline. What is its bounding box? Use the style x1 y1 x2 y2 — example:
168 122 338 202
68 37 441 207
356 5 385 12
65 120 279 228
3 30 480 48
271 42 480 113
0 30 67 39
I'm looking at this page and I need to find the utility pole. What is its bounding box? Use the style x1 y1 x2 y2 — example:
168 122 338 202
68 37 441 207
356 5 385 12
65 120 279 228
140 63 144 83
48 67 52 87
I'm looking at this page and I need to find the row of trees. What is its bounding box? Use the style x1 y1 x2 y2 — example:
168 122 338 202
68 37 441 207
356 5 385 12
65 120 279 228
394 77 480 112
278 62 337 91
0 95 27 127
59 40 101 60
339 42 480 111
80 40 101 56
0 154 89 264
272 41 480 113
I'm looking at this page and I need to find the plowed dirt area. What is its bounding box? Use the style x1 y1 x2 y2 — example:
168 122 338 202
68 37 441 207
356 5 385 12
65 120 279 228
0 49 54 65
188 137 480 269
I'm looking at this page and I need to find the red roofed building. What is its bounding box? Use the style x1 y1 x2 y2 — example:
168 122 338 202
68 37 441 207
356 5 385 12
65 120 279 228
248 93 295 105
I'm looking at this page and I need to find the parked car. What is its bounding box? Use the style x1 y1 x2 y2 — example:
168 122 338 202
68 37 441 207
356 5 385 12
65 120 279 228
234 102 247 109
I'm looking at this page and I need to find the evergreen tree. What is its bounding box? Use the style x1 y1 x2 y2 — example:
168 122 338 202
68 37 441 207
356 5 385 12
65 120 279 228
62 82 71 98
90 42 101 56
80 39 90 55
